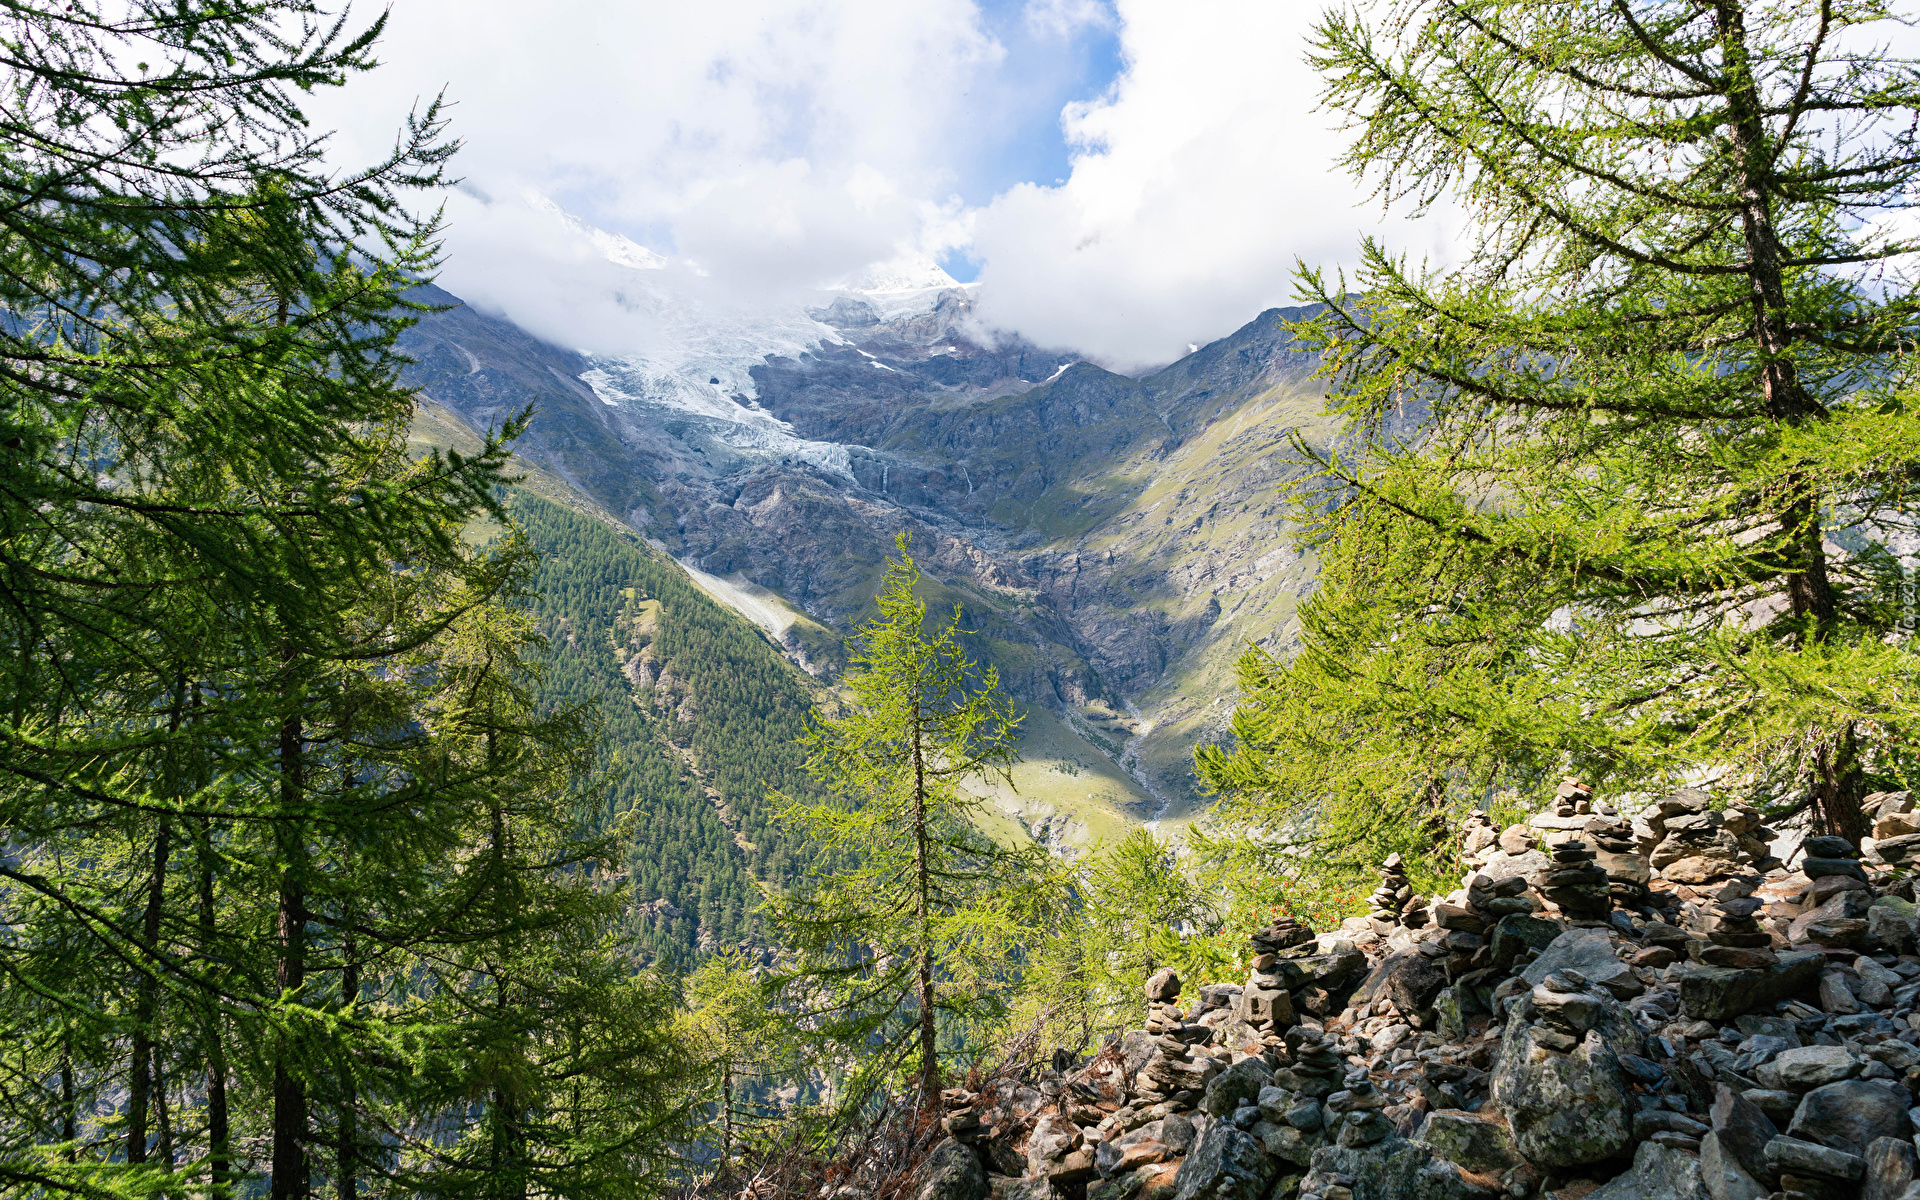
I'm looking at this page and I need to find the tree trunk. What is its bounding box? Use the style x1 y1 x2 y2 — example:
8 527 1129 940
338 923 358 1200
59 1039 75 1159
198 820 231 1195
154 1050 174 1183
272 698 308 1200
128 821 171 1164
1713 0 1836 629
1815 723 1870 842
910 697 938 1100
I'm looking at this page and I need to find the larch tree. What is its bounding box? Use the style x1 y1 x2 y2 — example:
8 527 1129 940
1200 0 1920 848
768 536 1054 1102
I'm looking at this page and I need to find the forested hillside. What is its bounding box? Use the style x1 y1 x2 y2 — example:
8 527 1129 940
508 490 825 965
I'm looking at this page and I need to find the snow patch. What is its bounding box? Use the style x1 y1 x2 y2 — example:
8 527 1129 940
1046 361 1076 383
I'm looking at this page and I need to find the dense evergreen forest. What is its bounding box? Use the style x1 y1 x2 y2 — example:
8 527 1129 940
506 491 824 965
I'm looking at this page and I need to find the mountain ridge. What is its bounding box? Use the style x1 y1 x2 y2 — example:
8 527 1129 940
399 280 1336 831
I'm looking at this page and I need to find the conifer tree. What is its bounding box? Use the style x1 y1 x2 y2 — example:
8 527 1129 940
768 537 1053 1101
1201 0 1920 843
0 5 701 1197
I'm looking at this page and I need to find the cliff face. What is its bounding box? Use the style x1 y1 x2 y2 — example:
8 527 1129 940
400 282 1338 823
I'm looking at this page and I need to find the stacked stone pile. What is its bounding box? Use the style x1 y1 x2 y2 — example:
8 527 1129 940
1364 854 1415 932
917 785 1920 1200
1538 839 1612 922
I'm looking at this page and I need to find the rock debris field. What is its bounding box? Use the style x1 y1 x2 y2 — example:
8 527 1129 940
925 783 1920 1200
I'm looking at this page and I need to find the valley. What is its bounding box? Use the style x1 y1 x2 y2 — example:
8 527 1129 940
399 253 1338 867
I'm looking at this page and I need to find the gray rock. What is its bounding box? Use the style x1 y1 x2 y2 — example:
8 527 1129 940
1757 1044 1863 1092
1489 914 1562 969
1120 1031 1159 1080
914 1139 988 1200
1870 905 1918 955
1285 1097 1323 1132
1026 1114 1083 1173
1249 1119 1319 1168
1490 997 1633 1168
1372 950 1449 1018
1866 1136 1919 1200
1680 951 1824 1020
1787 1079 1911 1158
1169 1117 1275 1200
1700 1131 1770 1200
1742 1088 1800 1124
1267 951 1366 992
1298 1141 1480 1200
1145 968 1181 1002
1201 1057 1273 1117
1414 1109 1519 1173
1236 976 1292 1028
1765 1134 1867 1181
1520 928 1631 990
1585 1139 1712 1200
1255 1085 1290 1123
1789 889 1875 943
1710 1083 1781 1185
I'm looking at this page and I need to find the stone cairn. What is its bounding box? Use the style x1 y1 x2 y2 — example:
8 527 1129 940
1538 839 1611 923
1238 916 1314 1047
1365 853 1415 932
1143 967 1184 1034
1552 776 1593 817
928 784 1920 1200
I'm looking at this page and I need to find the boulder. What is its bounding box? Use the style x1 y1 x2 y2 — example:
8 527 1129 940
1297 1141 1480 1200
1786 1079 1911 1158
914 1140 988 1200
1119 1032 1159 1080
1865 1136 1919 1200
1376 950 1449 1017
1250 1120 1321 1169
1415 1109 1520 1173
1700 1131 1770 1200
1709 1084 1780 1185
1584 1139 1712 1200
1756 1045 1862 1093
1869 903 1918 955
1490 993 1634 1168
1488 914 1561 969
1145 968 1181 1002
1026 1114 1083 1174
1168 1118 1275 1200
1200 1057 1273 1117
1237 975 1293 1028
1520 928 1634 990
1789 889 1875 943
1267 950 1367 992
1764 1135 1867 1182
1680 951 1823 1020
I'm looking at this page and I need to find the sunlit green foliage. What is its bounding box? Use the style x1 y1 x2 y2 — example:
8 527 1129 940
1201 0 1920 862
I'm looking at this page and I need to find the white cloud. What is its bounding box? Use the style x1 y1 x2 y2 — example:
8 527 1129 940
308 0 1005 348
967 0 1460 370
306 0 1454 370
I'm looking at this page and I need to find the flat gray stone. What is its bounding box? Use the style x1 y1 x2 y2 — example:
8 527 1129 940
1788 1079 1911 1158
1585 1139 1711 1200
1521 928 1633 991
1758 1044 1864 1092
1767 1134 1866 1181
1414 1109 1519 1173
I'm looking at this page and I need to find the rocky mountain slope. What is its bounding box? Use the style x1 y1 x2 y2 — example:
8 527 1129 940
399 261 1335 837
911 785 1920 1200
